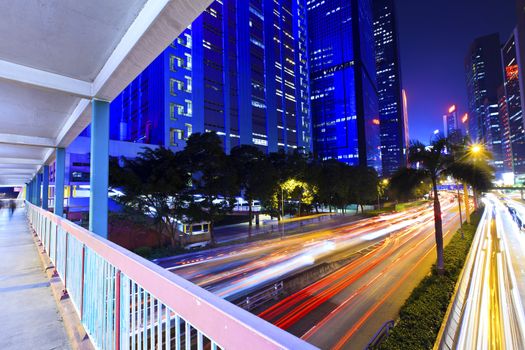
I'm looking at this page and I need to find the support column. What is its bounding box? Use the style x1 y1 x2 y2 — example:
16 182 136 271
55 148 66 217
31 178 35 204
89 99 110 238
25 183 29 202
42 165 49 210
35 173 42 207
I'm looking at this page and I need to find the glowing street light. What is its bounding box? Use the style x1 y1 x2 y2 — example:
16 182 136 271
470 144 482 154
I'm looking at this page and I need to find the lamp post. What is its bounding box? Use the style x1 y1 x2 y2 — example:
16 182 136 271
467 143 484 211
281 186 284 219
456 182 463 230
378 179 389 209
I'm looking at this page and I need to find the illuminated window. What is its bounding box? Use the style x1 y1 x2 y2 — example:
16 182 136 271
185 123 193 139
169 55 183 71
170 103 185 119
185 100 192 116
185 76 192 92
170 128 184 146
170 79 184 95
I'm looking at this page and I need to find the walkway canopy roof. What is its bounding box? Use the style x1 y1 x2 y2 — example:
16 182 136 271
0 0 211 186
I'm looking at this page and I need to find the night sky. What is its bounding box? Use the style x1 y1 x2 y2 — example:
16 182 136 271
395 0 516 143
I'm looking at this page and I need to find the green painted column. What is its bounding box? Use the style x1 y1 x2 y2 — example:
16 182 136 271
42 165 49 210
89 99 110 238
55 148 66 217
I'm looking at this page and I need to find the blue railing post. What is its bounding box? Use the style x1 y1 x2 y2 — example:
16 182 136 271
32 177 37 204
89 99 110 238
55 148 65 217
42 165 49 210
30 178 35 204
35 172 42 207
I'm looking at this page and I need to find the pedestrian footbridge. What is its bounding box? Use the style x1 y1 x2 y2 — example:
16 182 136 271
0 2 317 349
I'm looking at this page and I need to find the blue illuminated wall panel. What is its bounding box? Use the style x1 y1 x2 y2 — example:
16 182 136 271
308 0 381 173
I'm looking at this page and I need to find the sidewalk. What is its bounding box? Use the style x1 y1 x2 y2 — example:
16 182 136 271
214 213 359 243
0 208 70 349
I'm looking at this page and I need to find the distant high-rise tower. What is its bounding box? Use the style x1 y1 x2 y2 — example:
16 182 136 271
373 0 407 177
443 105 458 136
402 89 410 165
502 30 525 174
498 84 514 172
308 0 381 172
465 34 504 172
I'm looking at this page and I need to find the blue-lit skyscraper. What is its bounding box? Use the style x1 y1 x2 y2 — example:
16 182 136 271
465 34 504 173
108 0 311 154
308 0 381 172
373 0 406 176
502 30 525 174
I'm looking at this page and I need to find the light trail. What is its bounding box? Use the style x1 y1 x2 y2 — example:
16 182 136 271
169 203 440 301
441 195 525 350
258 198 462 349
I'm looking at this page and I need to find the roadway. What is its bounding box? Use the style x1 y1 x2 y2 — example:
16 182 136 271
439 194 525 349
258 194 464 349
160 193 467 348
162 200 452 302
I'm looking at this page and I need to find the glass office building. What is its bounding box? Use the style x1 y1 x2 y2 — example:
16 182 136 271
373 0 406 177
465 34 504 172
308 0 381 172
108 0 311 154
502 30 525 174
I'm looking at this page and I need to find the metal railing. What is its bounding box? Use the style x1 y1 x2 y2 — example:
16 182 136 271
365 320 394 349
236 282 284 312
26 202 318 350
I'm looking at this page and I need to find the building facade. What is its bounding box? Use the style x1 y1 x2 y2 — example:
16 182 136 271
108 0 312 154
502 30 525 174
373 0 406 176
442 105 462 141
465 34 504 172
308 0 381 172
498 84 514 172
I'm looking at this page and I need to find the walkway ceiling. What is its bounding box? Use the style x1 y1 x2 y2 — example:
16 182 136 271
0 0 212 186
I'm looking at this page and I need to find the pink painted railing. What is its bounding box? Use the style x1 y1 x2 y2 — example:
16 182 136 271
26 202 318 350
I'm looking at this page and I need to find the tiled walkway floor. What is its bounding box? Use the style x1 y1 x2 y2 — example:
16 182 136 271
0 207 70 349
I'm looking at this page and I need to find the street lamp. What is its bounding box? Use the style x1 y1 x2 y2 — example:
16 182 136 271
470 144 482 154
378 179 389 209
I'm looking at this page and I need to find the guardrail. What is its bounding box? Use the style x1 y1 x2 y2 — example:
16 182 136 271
236 282 284 311
26 202 318 350
365 320 394 349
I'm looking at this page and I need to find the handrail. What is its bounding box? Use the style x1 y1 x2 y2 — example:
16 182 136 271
26 201 318 350
365 320 394 349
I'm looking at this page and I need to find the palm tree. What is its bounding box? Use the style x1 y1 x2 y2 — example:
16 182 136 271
398 136 493 274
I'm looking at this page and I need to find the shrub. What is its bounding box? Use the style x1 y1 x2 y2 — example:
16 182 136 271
134 246 153 258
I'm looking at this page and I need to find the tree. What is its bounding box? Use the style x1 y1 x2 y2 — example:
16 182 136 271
315 160 350 212
268 150 309 219
179 132 239 244
347 166 379 213
109 147 190 247
389 168 431 202
399 137 494 274
230 145 277 230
